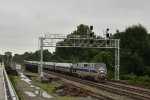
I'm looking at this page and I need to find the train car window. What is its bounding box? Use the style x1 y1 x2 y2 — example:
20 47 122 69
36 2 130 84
84 64 87 67
77 64 78 66
73 69 76 72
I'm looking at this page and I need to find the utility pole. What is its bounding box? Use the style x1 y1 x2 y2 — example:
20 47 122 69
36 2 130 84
39 37 44 81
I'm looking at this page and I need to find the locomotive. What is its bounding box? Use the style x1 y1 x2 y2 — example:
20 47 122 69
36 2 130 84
24 61 107 81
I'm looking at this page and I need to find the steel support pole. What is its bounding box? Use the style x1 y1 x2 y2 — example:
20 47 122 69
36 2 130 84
40 38 43 81
7 55 8 64
117 39 120 80
115 41 117 80
115 40 120 80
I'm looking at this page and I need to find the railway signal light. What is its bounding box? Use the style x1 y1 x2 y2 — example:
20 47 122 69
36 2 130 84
107 40 110 45
106 28 110 38
106 28 110 45
90 26 93 31
89 26 94 37
87 25 94 37
106 33 109 38
90 32 94 37
90 39 94 44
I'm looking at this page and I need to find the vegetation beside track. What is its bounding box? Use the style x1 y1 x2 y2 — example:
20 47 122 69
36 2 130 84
9 75 23 100
36 82 78 100
4 62 23 100
121 74 150 88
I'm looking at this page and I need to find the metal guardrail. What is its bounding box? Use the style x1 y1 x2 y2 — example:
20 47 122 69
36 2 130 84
3 73 7 100
3 68 19 100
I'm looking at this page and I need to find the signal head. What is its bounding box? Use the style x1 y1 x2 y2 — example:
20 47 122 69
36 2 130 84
90 26 93 30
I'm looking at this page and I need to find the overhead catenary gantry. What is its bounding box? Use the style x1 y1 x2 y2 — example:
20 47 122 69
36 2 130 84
39 33 120 81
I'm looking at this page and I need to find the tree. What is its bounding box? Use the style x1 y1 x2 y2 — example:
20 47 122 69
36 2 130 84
123 24 149 55
12 54 23 63
55 24 100 63
43 49 53 62
4 52 12 62
92 51 114 70
55 24 91 62
114 24 150 76
70 24 89 35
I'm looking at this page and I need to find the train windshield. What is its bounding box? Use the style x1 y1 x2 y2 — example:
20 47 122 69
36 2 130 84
94 63 106 72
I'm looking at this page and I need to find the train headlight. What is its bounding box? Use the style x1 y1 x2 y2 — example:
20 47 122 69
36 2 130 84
100 70 104 73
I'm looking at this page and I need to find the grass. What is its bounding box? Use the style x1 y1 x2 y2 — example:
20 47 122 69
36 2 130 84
36 82 61 93
120 74 150 88
23 67 78 100
36 82 77 100
9 75 23 100
22 66 38 81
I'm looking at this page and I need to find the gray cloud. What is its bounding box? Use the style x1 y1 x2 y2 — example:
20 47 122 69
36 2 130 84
0 0 150 55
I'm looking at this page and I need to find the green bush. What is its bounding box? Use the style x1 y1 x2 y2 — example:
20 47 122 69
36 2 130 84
120 73 137 80
107 71 114 80
136 76 150 83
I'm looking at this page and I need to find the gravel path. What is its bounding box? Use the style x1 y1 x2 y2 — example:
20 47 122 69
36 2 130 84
15 73 54 100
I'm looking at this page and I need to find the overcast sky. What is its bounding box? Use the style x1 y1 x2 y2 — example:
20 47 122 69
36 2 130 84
0 0 150 55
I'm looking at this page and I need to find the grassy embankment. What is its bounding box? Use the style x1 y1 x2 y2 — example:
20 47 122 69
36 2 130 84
9 75 23 100
4 62 23 100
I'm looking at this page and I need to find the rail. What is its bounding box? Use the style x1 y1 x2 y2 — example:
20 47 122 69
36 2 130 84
3 73 7 100
3 68 19 100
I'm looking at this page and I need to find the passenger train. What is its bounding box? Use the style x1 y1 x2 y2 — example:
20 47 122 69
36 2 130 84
24 61 107 81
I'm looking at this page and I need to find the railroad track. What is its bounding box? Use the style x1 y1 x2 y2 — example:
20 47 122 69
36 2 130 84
105 81 150 97
95 82 150 100
43 70 150 100
43 70 113 100
79 79 150 100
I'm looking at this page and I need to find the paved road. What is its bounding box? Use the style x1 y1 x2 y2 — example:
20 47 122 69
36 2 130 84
0 63 5 100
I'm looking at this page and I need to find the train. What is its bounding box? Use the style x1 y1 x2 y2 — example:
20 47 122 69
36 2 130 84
24 61 107 81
